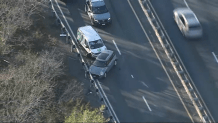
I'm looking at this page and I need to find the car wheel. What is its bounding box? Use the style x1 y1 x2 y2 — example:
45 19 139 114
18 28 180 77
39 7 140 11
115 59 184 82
86 53 92 58
114 60 117 66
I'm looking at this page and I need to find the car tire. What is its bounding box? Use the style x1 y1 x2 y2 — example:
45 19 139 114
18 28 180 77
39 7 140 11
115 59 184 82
114 60 117 66
86 53 92 58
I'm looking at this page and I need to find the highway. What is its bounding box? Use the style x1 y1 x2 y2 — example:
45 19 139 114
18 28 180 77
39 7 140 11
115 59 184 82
51 0 201 122
150 0 218 121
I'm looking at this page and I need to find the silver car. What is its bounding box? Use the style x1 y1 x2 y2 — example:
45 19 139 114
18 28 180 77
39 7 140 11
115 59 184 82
89 50 117 79
173 8 202 38
85 0 112 26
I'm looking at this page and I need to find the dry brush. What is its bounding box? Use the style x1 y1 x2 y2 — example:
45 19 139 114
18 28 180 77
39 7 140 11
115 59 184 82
0 49 83 122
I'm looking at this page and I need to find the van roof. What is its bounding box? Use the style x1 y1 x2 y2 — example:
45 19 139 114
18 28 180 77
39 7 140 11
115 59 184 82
79 26 101 42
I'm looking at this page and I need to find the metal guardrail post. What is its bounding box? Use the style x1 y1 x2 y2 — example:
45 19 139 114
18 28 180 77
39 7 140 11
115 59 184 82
56 18 60 25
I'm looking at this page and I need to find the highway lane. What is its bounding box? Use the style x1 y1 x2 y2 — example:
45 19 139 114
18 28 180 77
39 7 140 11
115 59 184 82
150 0 218 121
52 0 196 122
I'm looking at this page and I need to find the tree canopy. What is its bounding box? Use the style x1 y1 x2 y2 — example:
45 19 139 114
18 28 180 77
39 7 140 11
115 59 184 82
65 103 107 123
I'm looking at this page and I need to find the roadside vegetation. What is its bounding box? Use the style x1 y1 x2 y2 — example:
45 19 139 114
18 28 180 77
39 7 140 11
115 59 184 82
0 0 106 122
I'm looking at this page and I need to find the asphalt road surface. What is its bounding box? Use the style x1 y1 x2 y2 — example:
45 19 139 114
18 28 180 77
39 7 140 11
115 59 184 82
150 0 218 121
51 0 201 122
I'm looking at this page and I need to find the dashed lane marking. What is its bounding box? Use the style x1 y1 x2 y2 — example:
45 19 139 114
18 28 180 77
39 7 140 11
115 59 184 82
212 52 218 63
142 96 152 111
131 75 134 78
112 40 121 55
184 0 190 8
140 81 149 88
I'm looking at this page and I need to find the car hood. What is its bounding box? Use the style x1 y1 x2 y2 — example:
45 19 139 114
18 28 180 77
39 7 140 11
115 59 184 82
89 65 106 76
91 46 107 54
93 12 110 20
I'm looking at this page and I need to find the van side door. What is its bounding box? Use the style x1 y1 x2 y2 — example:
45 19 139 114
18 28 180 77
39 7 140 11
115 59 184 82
84 40 91 53
80 35 86 50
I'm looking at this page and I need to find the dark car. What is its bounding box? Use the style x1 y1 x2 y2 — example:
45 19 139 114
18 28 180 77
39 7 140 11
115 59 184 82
85 0 112 26
89 50 117 79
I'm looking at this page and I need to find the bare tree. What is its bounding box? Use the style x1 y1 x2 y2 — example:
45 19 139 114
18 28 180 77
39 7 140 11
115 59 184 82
0 0 48 54
0 1 85 122
0 48 83 122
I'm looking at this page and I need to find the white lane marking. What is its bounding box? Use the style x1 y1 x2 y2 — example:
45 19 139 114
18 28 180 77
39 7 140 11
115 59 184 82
132 0 196 121
141 81 149 88
96 80 120 122
212 52 218 63
112 40 121 55
142 96 152 111
184 0 190 8
131 75 134 78
53 1 119 122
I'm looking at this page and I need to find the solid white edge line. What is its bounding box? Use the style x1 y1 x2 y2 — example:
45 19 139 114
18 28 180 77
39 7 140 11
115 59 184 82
54 0 76 40
142 96 152 111
133 0 195 122
112 40 121 55
96 80 120 122
53 1 119 122
212 52 218 63
141 82 149 88
184 0 190 8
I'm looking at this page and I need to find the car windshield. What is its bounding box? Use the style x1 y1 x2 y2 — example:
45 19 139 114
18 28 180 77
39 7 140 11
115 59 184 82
89 39 104 49
189 24 201 30
185 13 195 19
92 5 108 14
93 60 106 67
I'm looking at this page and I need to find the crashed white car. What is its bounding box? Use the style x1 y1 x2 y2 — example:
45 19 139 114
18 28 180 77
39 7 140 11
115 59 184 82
77 26 107 58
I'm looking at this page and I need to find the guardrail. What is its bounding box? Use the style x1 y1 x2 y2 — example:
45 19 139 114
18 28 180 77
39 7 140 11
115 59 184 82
139 0 214 123
48 0 119 122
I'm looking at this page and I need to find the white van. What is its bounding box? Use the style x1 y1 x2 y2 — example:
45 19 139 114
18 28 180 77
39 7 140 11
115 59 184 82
77 26 107 58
